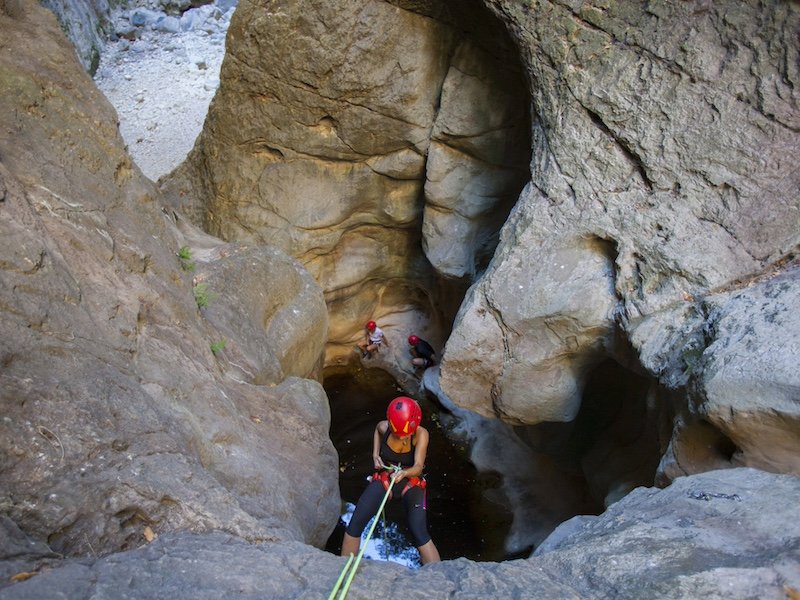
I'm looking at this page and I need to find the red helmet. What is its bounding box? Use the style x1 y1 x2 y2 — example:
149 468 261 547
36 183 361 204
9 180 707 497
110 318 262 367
408 335 419 346
366 320 377 331
387 397 422 436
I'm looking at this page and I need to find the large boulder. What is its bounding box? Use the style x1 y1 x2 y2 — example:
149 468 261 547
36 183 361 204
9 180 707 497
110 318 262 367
2 469 798 599
647 264 800 479
530 467 800 598
189 236 329 385
0 0 338 556
440 0 799 475
441 221 618 423
696 268 800 474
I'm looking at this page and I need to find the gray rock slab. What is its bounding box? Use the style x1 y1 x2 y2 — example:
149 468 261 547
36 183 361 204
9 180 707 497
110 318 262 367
3 469 798 599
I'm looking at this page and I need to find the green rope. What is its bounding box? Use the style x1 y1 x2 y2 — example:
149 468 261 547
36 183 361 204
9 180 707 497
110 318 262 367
329 467 400 600
327 553 354 600
380 508 388 561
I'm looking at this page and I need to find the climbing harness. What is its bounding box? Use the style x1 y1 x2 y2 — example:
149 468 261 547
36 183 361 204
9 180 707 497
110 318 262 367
328 466 401 600
371 468 426 499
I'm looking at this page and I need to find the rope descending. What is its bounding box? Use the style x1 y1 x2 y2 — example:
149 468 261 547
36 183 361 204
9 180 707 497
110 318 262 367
328 466 401 600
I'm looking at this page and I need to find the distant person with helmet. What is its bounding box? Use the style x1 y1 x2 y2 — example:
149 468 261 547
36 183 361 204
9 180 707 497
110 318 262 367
341 396 441 565
355 320 389 358
407 334 436 370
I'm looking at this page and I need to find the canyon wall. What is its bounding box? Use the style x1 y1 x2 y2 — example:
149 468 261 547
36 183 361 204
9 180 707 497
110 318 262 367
439 0 799 480
1 0 798 595
161 0 799 533
0 0 338 557
161 0 531 374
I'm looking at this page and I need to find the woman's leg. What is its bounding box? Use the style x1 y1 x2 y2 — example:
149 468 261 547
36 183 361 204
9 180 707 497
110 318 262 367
342 481 385 557
341 532 360 558
402 486 440 564
418 540 441 565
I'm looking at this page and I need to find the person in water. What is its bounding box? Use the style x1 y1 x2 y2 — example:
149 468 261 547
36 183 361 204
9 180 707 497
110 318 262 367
341 396 441 565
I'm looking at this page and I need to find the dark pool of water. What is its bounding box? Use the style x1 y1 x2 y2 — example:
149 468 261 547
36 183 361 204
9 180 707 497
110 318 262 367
323 366 513 566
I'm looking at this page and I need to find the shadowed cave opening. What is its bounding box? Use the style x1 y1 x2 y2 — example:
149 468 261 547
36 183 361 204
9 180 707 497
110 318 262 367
323 358 666 566
527 358 667 510
323 366 515 567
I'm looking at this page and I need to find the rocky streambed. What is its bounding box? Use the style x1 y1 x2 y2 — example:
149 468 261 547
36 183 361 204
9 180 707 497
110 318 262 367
93 1 232 181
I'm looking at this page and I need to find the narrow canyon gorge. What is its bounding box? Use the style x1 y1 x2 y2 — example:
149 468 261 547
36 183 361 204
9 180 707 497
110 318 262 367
1 0 798 597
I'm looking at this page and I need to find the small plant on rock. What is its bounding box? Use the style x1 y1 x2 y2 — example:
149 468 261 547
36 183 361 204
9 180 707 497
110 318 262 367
210 339 227 355
177 245 195 271
193 282 217 309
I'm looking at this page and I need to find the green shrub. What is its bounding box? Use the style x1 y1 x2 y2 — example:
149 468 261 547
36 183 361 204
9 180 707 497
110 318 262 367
193 282 218 308
178 246 195 271
210 339 227 355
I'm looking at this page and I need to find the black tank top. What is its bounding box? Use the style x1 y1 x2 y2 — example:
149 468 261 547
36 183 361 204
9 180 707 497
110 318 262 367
380 428 415 468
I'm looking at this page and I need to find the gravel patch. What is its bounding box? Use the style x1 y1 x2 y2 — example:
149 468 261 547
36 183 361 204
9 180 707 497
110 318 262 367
93 3 232 181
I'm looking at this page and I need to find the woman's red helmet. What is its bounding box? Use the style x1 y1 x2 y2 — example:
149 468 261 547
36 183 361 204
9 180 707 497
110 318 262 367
387 396 422 436
366 320 377 331
408 335 419 346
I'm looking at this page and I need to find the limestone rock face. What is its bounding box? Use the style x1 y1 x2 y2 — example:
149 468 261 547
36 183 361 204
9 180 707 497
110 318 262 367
192 240 328 385
441 0 799 475
529 468 800 599
168 0 452 248
442 207 618 423
650 265 800 478
3 469 799 599
422 39 530 279
0 0 337 556
426 370 598 553
38 0 114 73
161 0 531 367
697 270 800 474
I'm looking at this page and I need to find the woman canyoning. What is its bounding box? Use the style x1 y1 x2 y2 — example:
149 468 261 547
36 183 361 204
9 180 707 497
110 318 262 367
340 396 441 565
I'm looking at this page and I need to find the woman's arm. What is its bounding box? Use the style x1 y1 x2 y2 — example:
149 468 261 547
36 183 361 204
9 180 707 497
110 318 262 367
396 427 429 482
372 421 387 469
